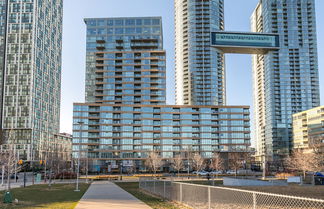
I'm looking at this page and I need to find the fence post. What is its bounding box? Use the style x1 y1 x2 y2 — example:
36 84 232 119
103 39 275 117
180 183 183 203
253 192 256 209
163 181 166 199
208 186 211 209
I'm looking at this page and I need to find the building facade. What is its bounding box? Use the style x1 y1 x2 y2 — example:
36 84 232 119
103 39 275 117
251 0 320 160
73 104 250 172
72 16 251 172
53 133 72 162
292 106 324 151
0 0 63 160
84 17 166 105
175 0 225 105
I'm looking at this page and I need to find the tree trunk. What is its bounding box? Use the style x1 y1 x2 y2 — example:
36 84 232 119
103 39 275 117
1 165 4 186
6 164 10 191
303 170 306 180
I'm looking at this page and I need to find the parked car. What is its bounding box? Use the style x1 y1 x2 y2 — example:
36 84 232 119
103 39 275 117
226 170 236 175
209 170 222 175
192 170 208 175
198 171 209 176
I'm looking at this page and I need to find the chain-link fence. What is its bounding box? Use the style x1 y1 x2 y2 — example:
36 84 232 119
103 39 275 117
139 178 324 209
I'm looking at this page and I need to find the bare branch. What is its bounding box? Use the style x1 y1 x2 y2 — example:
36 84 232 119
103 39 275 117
192 153 205 172
210 152 224 171
171 155 184 175
284 149 317 178
145 151 163 174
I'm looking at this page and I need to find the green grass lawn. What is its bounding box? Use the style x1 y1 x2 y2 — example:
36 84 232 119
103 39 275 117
116 182 181 209
0 183 89 209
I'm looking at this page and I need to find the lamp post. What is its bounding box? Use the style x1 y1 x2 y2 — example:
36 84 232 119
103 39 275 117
262 146 267 180
120 162 123 180
86 149 89 183
75 121 83 192
187 146 191 178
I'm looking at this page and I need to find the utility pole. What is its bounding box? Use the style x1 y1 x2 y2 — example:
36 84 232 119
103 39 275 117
75 121 83 192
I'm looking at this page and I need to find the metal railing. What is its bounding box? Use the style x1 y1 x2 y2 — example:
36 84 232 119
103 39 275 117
139 178 324 209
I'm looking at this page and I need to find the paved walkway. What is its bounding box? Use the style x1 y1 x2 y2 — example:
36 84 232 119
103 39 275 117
75 181 152 209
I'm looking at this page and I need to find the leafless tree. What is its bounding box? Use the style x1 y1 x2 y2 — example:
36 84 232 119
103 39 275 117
285 149 318 179
145 151 163 174
313 149 324 172
0 130 21 190
229 152 246 177
309 135 324 171
192 153 205 174
125 163 136 175
210 152 224 178
40 140 65 187
171 155 184 176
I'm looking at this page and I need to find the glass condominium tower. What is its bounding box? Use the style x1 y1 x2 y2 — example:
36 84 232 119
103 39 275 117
84 17 166 105
175 0 225 105
251 0 320 160
0 0 63 160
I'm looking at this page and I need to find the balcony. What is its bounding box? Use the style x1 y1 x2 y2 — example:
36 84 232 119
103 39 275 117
96 45 105 50
96 40 106 44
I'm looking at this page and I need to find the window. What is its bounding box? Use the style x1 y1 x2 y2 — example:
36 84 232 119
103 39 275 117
125 19 135 25
152 19 160 25
115 19 124 26
144 19 151 25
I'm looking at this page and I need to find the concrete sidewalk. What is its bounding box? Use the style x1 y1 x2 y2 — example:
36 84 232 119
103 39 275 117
75 181 152 209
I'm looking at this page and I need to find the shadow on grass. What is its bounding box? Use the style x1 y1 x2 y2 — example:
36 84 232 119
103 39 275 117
0 183 89 209
179 180 223 186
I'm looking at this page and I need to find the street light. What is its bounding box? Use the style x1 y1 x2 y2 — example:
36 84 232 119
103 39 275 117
75 121 84 192
120 162 123 180
86 149 89 184
187 145 191 178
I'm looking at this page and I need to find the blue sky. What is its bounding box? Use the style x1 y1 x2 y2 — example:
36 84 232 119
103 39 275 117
60 0 324 133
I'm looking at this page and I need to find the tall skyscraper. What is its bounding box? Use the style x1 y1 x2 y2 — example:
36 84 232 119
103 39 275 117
0 0 63 160
251 0 320 160
175 0 225 105
84 17 166 105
